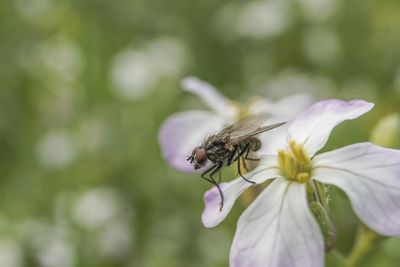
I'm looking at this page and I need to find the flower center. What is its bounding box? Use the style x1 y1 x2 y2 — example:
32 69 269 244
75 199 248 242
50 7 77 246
229 96 263 120
278 140 312 183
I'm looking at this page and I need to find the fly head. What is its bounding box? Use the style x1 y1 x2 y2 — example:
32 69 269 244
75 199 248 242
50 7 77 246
187 146 208 170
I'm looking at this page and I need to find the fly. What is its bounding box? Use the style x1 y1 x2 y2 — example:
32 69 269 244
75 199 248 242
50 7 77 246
187 114 286 209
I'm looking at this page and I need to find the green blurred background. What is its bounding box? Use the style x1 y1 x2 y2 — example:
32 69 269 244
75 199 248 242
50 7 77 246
1 0 400 266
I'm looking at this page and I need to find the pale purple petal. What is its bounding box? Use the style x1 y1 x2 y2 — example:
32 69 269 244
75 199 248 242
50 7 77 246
288 99 374 156
230 179 324 267
181 76 237 117
313 143 400 236
159 111 225 172
202 157 281 228
202 180 252 229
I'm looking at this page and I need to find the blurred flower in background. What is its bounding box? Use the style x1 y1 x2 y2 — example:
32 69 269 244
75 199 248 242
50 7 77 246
370 114 400 148
110 37 187 100
37 130 75 168
72 187 125 230
302 27 342 67
297 0 337 21
235 0 293 39
3 187 134 267
36 231 76 267
0 239 23 267
18 36 83 86
252 70 336 99
72 187 134 262
95 220 133 261
215 0 293 41
14 0 53 22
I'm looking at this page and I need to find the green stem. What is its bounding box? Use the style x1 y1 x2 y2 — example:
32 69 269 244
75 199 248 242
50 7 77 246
314 181 328 211
327 250 348 267
346 224 383 267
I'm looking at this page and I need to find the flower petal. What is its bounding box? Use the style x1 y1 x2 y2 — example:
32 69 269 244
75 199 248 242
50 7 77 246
250 94 313 120
313 143 400 236
257 123 288 156
202 158 281 228
202 180 252 229
230 178 324 267
159 111 225 172
288 99 374 156
181 76 237 117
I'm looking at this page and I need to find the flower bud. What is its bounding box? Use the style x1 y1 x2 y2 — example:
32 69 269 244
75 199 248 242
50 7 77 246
310 201 336 252
370 113 400 148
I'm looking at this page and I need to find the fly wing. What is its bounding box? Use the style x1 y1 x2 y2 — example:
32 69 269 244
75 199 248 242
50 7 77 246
229 121 286 145
219 114 286 144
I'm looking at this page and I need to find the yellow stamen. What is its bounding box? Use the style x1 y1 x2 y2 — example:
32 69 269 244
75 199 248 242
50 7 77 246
289 140 311 166
288 153 297 178
232 96 264 120
278 140 312 184
299 145 311 166
278 149 286 169
297 172 310 183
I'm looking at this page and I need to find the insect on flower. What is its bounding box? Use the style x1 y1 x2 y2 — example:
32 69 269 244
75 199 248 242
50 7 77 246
159 77 313 173
187 114 285 208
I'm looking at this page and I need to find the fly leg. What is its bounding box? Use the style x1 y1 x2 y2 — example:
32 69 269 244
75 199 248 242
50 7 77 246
217 170 222 184
202 161 224 184
234 143 256 172
238 144 251 172
201 164 224 210
209 164 224 209
244 146 253 172
201 164 216 180
227 148 237 166
244 145 260 161
236 145 256 184
241 144 262 172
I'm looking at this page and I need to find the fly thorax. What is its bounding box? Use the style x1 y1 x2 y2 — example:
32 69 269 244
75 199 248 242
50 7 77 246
277 140 312 184
206 142 230 163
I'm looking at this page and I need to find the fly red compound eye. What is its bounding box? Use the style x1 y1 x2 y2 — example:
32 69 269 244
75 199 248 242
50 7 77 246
194 147 207 166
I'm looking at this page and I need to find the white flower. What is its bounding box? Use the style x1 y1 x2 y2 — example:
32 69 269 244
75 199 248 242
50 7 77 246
0 239 23 267
37 238 75 267
235 0 292 39
18 221 76 267
14 0 52 20
302 27 342 67
370 113 400 147
37 130 75 168
96 220 133 260
202 99 400 267
72 187 123 230
41 38 84 83
110 38 186 100
260 70 335 99
297 0 337 21
159 76 313 172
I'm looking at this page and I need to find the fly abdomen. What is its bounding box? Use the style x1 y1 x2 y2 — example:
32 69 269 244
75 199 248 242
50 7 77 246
248 137 262 151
